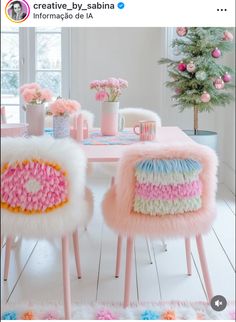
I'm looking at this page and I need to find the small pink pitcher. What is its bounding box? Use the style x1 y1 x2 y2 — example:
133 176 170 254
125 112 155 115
70 113 89 141
133 120 157 141
100 101 119 136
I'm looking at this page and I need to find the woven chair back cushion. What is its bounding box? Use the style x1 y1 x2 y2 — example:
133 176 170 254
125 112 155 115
133 158 202 216
1 159 68 215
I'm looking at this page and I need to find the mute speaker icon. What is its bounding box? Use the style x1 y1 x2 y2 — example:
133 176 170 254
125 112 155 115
211 295 227 311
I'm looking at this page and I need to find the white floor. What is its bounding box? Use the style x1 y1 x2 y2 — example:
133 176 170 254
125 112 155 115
1 175 235 306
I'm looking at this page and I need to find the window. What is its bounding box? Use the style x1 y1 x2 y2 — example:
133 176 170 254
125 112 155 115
1 27 70 123
1 27 20 122
35 27 62 98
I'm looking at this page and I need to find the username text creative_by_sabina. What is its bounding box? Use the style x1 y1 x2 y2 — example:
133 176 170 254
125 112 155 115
33 2 115 10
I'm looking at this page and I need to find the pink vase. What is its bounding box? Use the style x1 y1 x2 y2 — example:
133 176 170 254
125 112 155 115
24 104 45 136
101 101 119 136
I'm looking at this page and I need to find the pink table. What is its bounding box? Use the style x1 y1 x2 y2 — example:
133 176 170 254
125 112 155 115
80 127 193 162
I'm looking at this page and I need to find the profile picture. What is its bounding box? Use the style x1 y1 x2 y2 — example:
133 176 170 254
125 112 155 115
5 0 30 23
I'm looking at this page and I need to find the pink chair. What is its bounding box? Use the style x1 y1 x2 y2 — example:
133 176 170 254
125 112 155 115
1 137 93 319
102 143 218 307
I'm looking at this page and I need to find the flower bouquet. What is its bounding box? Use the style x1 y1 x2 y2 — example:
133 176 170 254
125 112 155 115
20 83 53 136
49 98 81 138
20 83 53 105
90 77 128 135
90 77 128 102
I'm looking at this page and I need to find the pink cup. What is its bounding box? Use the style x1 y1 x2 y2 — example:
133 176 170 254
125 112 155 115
133 120 156 141
1 123 28 137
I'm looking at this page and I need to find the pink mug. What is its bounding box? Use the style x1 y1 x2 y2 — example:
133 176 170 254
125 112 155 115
133 120 156 141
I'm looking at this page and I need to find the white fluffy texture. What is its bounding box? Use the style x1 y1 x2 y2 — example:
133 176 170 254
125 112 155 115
1 137 93 238
1 301 234 320
80 109 95 130
119 107 162 127
45 109 94 130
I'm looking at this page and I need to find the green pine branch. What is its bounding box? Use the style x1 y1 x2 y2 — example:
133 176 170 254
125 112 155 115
159 27 235 122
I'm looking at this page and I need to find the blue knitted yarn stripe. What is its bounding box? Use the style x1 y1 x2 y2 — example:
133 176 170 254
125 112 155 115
136 159 202 174
133 158 202 215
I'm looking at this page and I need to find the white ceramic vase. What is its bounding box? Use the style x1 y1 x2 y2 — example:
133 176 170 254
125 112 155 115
100 101 120 136
24 103 45 136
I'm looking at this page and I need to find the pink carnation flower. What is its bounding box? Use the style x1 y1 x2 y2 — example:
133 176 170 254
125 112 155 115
100 80 108 88
119 78 128 88
96 91 108 102
49 98 80 116
90 77 128 102
90 80 101 89
20 83 53 104
41 89 53 102
22 88 36 103
20 83 40 94
107 77 119 88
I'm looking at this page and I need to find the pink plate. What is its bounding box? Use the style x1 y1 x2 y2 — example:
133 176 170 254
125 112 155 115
1 123 28 137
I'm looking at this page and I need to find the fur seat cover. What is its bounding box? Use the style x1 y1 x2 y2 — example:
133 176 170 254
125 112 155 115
102 143 218 238
1 136 93 238
119 107 162 127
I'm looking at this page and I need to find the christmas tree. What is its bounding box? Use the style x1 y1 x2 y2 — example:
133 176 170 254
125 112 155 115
159 28 235 134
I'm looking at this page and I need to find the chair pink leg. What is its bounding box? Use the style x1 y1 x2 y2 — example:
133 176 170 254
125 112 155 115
115 235 122 278
185 238 192 276
4 236 13 281
62 235 71 320
111 176 115 186
72 229 82 279
123 237 134 308
196 235 213 302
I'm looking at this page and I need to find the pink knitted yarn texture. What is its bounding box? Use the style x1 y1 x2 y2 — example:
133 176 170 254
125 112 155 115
135 180 202 200
1 160 68 214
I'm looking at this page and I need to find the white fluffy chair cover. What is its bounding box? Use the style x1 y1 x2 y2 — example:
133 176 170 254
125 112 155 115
80 110 94 130
119 107 162 127
1 137 93 238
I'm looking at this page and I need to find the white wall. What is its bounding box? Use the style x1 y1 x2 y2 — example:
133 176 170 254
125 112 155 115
215 49 235 193
70 28 164 124
68 27 235 192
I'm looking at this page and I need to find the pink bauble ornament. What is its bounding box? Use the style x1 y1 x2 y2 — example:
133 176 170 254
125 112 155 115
222 72 232 83
178 61 187 72
186 61 196 73
176 27 188 37
223 31 234 41
214 78 224 89
211 48 221 58
175 88 182 94
200 91 211 103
